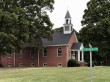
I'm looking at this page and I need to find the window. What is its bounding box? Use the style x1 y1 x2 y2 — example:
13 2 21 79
57 63 62 67
30 48 35 58
8 63 12 67
19 63 23 67
65 26 69 31
19 50 23 58
7 53 12 58
58 48 62 57
71 26 73 31
43 48 47 57
43 63 48 67
66 19 68 24
30 63 35 67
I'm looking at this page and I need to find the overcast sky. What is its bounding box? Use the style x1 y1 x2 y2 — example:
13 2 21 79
48 0 90 32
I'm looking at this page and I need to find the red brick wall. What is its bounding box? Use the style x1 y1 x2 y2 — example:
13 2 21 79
1 54 14 67
68 33 78 50
0 33 78 68
66 33 78 60
1 46 68 67
1 47 39 67
39 46 68 67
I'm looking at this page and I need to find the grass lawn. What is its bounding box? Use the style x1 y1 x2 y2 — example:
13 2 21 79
0 66 110 82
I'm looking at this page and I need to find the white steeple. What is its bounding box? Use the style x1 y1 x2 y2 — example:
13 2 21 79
63 10 73 34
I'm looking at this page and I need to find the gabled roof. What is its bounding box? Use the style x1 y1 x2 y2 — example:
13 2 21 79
71 43 82 50
65 10 71 18
42 31 74 47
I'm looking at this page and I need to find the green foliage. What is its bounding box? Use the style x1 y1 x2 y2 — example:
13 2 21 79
53 26 63 32
79 0 110 57
67 59 80 67
0 0 54 54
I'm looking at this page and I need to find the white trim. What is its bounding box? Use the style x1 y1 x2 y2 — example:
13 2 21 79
19 50 23 58
71 49 80 51
78 50 80 61
71 43 84 51
57 47 62 57
19 63 23 67
8 63 12 67
82 51 84 62
80 43 84 50
57 63 62 67
44 44 68 47
30 63 35 67
43 48 48 57
7 53 12 58
43 63 48 67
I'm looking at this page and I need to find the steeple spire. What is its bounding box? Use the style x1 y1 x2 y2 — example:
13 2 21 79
63 10 73 34
65 10 71 18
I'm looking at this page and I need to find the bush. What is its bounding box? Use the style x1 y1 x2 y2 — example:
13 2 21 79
87 62 95 67
67 59 80 67
0 63 3 67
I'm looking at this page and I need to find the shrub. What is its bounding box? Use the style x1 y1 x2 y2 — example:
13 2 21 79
0 63 3 67
67 59 80 67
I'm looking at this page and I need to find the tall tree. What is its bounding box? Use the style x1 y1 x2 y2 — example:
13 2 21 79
0 0 54 54
79 0 110 57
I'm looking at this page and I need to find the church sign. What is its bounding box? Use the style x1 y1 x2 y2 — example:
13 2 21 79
83 47 98 51
83 44 98 82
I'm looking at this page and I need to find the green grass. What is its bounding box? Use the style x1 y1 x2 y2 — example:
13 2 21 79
0 66 110 82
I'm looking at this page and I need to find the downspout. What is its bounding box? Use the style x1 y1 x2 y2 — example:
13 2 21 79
13 52 16 67
38 50 39 67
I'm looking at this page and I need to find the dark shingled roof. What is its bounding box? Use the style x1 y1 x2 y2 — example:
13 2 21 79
42 31 74 46
71 43 82 50
65 10 71 18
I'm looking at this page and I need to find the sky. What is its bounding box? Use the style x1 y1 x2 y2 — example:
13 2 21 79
48 0 90 32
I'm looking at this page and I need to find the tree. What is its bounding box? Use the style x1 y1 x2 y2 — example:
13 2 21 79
53 26 63 32
0 0 54 54
79 0 110 57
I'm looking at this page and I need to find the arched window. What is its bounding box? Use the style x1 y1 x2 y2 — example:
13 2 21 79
66 19 68 24
71 26 73 31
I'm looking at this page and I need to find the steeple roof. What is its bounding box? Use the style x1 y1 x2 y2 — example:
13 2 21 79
65 10 71 18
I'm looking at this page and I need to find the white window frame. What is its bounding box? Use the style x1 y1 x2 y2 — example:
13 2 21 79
8 63 12 67
19 50 23 58
30 63 35 67
65 26 69 31
57 47 62 57
7 53 12 58
57 63 62 67
19 63 23 67
43 63 48 67
30 48 35 58
43 48 47 57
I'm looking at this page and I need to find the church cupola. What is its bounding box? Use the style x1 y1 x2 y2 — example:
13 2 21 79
63 10 73 34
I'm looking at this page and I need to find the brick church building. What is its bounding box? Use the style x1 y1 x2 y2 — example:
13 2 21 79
0 11 84 67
